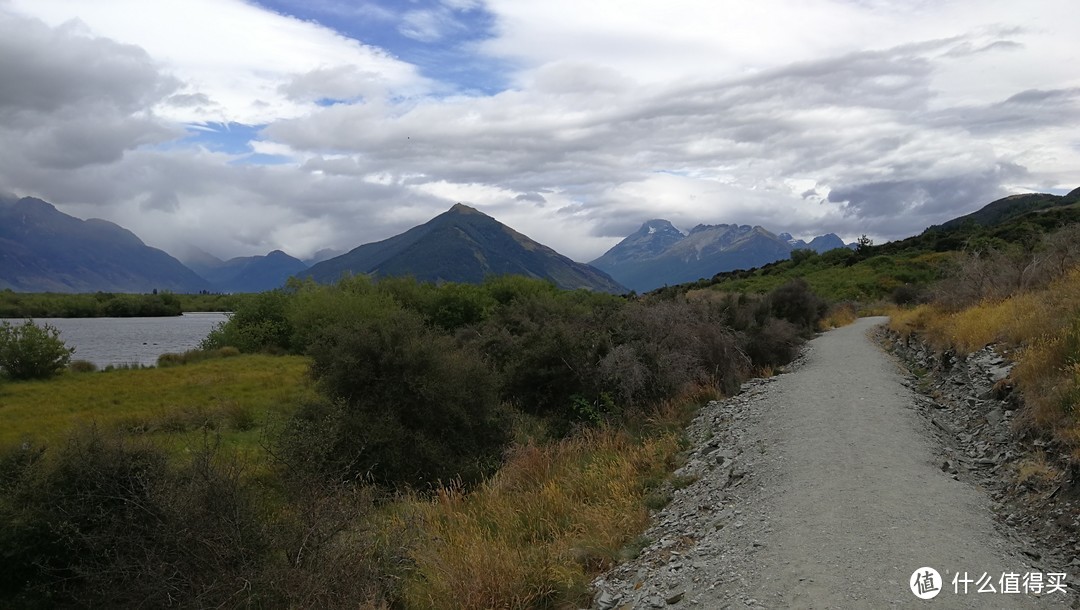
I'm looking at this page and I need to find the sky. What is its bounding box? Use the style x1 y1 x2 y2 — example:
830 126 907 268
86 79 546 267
1 0 1077 263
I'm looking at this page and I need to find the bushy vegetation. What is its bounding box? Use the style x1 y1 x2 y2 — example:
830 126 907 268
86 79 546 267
0 430 266 608
0 291 186 318
1 273 834 607
200 275 824 490
889 223 1080 460
0 320 73 380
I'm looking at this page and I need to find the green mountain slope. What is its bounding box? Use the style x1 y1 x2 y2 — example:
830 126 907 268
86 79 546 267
678 187 1080 301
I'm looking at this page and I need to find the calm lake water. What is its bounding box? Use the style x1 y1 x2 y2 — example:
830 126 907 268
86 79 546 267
1 313 230 368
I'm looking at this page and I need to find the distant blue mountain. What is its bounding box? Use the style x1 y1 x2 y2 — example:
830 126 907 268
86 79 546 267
0 195 210 293
184 249 308 293
592 221 848 292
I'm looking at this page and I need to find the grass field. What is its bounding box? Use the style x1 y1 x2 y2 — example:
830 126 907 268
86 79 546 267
0 354 311 452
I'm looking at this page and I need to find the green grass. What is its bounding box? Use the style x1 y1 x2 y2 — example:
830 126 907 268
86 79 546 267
706 251 951 301
0 354 311 452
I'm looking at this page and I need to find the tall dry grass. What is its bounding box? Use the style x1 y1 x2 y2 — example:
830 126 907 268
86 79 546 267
394 428 681 609
891 267 1080 458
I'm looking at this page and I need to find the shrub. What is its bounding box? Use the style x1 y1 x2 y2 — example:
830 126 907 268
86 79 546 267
766 279 827 332
745 318 802 368
200 289 294 353
0 429 267 607
890 283 922 305
68 359 98 373
790 248 817 265
293 305 510 488
0 320 74 380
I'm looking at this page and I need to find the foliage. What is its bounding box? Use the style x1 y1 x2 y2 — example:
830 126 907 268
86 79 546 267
0 272 838 606
0 429 266 607
288 299 510 488
0 291 184 318
0 320 73 380
200 288 294 353
156 346 240 367
891 225 1080 459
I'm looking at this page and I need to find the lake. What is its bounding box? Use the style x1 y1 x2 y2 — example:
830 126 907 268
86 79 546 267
1 312 230 368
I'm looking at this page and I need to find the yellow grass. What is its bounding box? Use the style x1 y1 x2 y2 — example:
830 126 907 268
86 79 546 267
0 354 311 452
396 428 681 609
892 267 1080 455
818 302 858 330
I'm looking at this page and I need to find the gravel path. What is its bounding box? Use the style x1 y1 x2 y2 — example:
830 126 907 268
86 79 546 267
593 317 1071 608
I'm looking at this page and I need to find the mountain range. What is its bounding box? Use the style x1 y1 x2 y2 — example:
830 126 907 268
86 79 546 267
182 248 309 293
10 189 1066 296
590 220 847 292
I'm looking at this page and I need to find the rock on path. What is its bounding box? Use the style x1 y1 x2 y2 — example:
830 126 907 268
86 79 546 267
593 317 1071 608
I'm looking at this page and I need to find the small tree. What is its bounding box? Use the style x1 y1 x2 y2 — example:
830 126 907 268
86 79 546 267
0 320 74 380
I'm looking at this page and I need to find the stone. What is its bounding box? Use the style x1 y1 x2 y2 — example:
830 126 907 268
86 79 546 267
666 590 686 604
985 408 1003 426
595 590 621 610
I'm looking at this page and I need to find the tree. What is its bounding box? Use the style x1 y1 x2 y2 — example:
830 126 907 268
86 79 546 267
856 234 874 253
0 320 74 380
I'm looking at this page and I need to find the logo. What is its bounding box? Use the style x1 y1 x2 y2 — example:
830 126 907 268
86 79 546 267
911 567 942 599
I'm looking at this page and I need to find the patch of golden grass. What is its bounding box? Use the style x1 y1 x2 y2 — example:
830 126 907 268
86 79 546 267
819 302 858 330
887 303 938 338
396 428 681 609
899 267 1080 456
0 354 311 452
1014 451 1060 488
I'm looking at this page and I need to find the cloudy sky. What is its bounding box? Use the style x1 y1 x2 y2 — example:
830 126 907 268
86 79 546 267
1 0 1077 262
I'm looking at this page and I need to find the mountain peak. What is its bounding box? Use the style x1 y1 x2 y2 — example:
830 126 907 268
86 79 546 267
448 202 483 215
637 219 684 236
303 205 625 293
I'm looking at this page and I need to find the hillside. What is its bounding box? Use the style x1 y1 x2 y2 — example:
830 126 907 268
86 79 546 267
677 187 1080 301
302 203 626 293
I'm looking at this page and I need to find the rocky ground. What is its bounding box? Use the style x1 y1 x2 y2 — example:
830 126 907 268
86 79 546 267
590 317 1077 609
882 328 1080 587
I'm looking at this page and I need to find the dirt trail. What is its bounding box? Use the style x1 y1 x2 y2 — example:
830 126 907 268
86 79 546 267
594 317 1071 608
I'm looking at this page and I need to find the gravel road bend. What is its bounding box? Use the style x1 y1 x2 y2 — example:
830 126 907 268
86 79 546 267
594 317 1069 608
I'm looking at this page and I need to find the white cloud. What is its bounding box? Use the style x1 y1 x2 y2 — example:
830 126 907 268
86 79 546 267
7 0 428 124
1 0 1078 265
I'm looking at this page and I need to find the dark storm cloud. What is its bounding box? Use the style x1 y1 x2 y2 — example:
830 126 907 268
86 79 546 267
827 162 1028 222
927 88 1080 135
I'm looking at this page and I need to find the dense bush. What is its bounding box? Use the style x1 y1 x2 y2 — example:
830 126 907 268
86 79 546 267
200 288 294 353
205 274 829 485
932 225 1080 311
765 278 828 332
287 296 509 488
0 430 266 607
0 320 73 380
